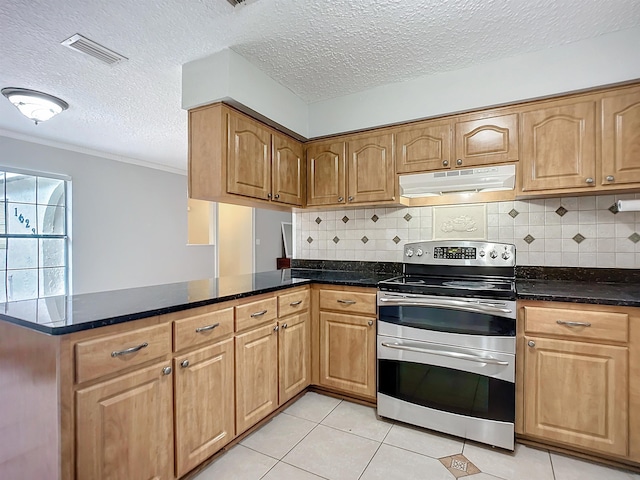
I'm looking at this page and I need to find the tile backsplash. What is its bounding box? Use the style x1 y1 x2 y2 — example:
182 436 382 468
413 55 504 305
293 193 640 268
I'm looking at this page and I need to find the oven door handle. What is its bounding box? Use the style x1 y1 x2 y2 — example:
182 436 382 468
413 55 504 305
380 342 509 366
378 297 512 315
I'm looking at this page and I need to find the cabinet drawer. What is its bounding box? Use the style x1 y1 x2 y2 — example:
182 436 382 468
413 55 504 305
278 289 310 317
523 306 628 343
173 306 234 352
319 290 376 316
75 323 172 383
236 296 278 332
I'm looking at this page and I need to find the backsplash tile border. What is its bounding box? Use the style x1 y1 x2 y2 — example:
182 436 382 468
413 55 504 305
293 193 640 269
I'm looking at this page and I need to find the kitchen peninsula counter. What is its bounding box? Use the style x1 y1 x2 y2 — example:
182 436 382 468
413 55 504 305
0 268 389 335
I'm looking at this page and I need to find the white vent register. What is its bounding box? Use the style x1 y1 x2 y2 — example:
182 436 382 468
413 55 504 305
61 34 128 65
399 164 516 197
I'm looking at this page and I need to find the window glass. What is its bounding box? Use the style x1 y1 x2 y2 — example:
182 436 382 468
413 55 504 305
0 169 69 301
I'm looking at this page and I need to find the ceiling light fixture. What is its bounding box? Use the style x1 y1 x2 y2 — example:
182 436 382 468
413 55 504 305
1 87 69 125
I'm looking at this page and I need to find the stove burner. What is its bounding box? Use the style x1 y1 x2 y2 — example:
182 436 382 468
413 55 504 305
442 281 496 290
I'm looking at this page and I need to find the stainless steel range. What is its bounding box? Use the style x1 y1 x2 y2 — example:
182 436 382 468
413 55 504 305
377 240 516 450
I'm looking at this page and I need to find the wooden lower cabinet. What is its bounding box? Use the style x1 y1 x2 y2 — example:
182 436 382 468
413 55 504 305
76 361 174 480
523 336 628 456
174 338 235 478
279 313 310 403
319 311 376 399
517 300 639 464
235 322 279 432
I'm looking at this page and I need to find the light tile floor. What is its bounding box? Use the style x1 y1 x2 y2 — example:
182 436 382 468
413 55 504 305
193 393 640 480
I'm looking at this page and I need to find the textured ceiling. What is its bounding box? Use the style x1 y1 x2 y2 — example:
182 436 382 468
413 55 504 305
1 0 639 171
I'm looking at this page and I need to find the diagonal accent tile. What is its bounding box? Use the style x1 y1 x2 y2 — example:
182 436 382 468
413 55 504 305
555 206 568 217
439 454 481 478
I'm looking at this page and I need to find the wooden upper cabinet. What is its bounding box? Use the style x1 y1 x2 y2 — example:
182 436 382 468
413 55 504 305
347 133 395 204
306 141 346 206
272 133 305 206
523 336 628 456
521 100 597 192
227 111 272 200
601 87 640 186
454 113 518 168
396 120 452 173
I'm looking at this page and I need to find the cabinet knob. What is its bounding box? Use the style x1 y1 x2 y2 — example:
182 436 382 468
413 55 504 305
273 325 279 332
267 193 272 198
282 323 288 329
527 340 536 348
274 194 280 199
348 196 354 202
442 160 449 167
338 196 344 202
456 159 463 166
367 320 373 327
585 177 594 184
180 360 189 368
162 366 172 375
606 175 615 182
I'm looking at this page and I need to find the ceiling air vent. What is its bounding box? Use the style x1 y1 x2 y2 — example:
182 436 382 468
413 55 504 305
227 0 246 6
61 34 128 65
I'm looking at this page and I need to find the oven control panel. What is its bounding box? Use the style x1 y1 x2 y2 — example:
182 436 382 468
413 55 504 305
403 241 516 267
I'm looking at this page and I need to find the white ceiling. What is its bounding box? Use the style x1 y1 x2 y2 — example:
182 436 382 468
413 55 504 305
1 0 639 172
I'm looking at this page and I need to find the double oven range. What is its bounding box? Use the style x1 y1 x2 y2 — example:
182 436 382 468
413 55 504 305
377 240 516 450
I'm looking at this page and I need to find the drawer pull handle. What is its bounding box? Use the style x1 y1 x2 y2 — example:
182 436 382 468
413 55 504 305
111 342 148 358
195 322 220 333
251 310 268 317
290 300 303 306
337 299 356 305
557 320 592 327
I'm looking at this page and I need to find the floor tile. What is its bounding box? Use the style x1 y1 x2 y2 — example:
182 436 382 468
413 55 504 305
282 424 379 480
360 444 453 480
283 392 341 423
240 413 316 459
321 400 393 441
261 462 327 480
192 445 276 480
464 474 506 480
383 423 464 458
463 443 554 480
551 453 640 480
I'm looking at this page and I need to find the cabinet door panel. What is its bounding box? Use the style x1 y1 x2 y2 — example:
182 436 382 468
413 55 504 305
523 337 628 456
279 313 310 404
227 113 271 199
396 121 452 173
235 323 278 432
602 88 640 186
521 101 596 191
319 311 376 398
455 113 518 167
174 339 234 478
306 142 346 206
272 134 305 205
76 362 173 480
347 133 395 203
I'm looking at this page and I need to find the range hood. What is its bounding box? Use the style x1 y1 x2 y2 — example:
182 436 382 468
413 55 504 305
399 164 516 197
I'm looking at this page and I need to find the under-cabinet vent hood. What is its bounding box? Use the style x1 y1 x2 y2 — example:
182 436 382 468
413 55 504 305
399 164 516 197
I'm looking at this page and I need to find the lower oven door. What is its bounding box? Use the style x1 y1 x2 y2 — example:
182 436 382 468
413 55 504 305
377 332 515 450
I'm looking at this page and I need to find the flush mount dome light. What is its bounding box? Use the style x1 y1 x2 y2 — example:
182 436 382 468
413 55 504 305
1 87 69 125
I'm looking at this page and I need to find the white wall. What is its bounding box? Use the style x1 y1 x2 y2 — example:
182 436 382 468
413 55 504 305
0 135 215 294
254 209 292 272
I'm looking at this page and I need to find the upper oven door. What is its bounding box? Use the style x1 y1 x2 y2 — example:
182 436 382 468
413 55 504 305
377 291 516 353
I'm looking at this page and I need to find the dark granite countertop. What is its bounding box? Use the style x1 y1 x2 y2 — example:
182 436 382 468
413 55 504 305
516 279 640 307
0 269 387 336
